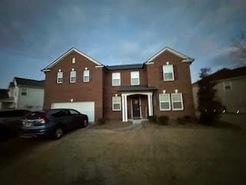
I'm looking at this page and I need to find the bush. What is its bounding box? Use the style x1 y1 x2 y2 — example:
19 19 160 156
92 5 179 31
177 115 192 124
157 116 169 125
97 118 106 125
148 115 157 123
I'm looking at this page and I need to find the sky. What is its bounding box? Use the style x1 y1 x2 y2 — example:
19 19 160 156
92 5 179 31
0 0 246 88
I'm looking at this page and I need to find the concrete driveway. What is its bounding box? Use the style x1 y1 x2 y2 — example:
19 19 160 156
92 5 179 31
0 125 246 185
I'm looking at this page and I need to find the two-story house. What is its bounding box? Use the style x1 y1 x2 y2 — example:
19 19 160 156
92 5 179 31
42 47 194 122
4 77 44 111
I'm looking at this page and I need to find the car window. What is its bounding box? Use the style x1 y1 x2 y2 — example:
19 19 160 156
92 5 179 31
49 110 70 117
69 110 80 115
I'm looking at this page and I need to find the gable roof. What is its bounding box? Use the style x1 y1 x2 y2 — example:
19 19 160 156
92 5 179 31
42 48 104 71
193 66 246 85
14 77 44 88
106 63 144 70
146 47 194 64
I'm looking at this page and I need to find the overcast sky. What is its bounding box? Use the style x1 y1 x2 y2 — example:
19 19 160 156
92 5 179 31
0 0 245 88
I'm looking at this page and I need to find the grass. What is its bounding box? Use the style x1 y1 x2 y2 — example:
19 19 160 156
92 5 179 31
0 123 246 185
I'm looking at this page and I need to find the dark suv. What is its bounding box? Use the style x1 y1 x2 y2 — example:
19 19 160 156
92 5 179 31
20 109 88 139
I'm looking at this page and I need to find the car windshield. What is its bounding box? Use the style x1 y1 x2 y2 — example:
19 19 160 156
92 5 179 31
47 109 69 118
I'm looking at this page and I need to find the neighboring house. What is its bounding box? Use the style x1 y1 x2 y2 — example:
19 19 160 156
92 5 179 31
0 89 13 110
192 66 246 113
42 47 195 122
1 77 44 111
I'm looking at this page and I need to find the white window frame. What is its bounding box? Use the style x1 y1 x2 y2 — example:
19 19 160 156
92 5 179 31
21 88 28 96
57 70 63 84
70 69 76 83
112 96 121 111
159 93 171 111
171 93 184 111
130 71 140 85
112 72 121 86
83 68 90 82
163 64 174 81
72 57 76 64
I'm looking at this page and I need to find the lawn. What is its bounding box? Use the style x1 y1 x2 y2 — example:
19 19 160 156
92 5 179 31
0 123 246 185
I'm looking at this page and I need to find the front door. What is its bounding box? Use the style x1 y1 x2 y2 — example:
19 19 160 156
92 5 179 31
132 97 140 119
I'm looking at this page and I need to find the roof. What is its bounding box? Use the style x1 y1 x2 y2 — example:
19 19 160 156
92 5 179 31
42 48 104 71
0 89 9 99
146 47 194 64
106 64 144 70
193 66 246 84
14 77 44 88
118 86 156 92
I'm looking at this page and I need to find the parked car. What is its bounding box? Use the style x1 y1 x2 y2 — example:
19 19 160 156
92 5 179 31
0 110 31 141
20 109 88 139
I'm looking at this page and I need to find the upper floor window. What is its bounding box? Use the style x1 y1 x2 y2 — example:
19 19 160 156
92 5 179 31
163 62 174 81
70 68 76 83
171 92 183 110
112 96 121 111
112 73 121 86
159 92 171 111
131 71 140 85
83 68 90 82
57 69 63 83
21 88 27 96
72 57 76 64
224 81 232 90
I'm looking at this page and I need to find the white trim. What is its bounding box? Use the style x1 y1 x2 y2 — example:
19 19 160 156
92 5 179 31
159 93 171 111
112 72 121 86
112 96 121 111
171 93 184 111
130 71 140 85
42 48 103 71
146 47 194 63
163 64 175 81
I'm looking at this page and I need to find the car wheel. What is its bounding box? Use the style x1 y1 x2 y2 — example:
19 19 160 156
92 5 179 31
54 128 63 139
83 119 88 128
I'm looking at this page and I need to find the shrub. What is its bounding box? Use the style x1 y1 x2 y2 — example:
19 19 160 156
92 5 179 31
177 115 192 124
157 116 169 125
97 118 106 125
148 115 157 123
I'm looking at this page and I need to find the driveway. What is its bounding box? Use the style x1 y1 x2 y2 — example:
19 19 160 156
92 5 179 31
0 125 246 185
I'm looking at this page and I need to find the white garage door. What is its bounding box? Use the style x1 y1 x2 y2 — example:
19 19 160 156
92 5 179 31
51 102 95 122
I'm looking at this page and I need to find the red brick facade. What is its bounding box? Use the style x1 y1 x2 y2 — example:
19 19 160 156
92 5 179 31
43 48 194 122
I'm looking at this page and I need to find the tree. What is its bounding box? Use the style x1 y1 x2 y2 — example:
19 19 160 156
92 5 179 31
197 68 222 125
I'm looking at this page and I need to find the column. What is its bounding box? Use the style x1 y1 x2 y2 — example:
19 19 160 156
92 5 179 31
124 95 128 122
148 93 153 116
122 94 125 122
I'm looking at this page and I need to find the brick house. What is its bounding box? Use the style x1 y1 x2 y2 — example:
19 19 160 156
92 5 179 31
42 47 194 122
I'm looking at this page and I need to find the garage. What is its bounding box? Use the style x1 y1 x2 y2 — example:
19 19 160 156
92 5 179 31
51 102 95 122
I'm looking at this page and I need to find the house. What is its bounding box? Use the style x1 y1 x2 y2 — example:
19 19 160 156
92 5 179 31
0 89 12 110
192 66 246 113
0 77 44 111
42 47 195 122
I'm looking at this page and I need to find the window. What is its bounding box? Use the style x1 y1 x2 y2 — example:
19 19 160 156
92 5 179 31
171 93 183 110
163 64 174 81
70 69 76 83
112 96 121 111
112 73 121 86
159 93 171 111
131 71 140 85
21 88 27 96
57 70 63 83
69 109 80 115
224 81 232 90
83 68 90 82
72 57 76 64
